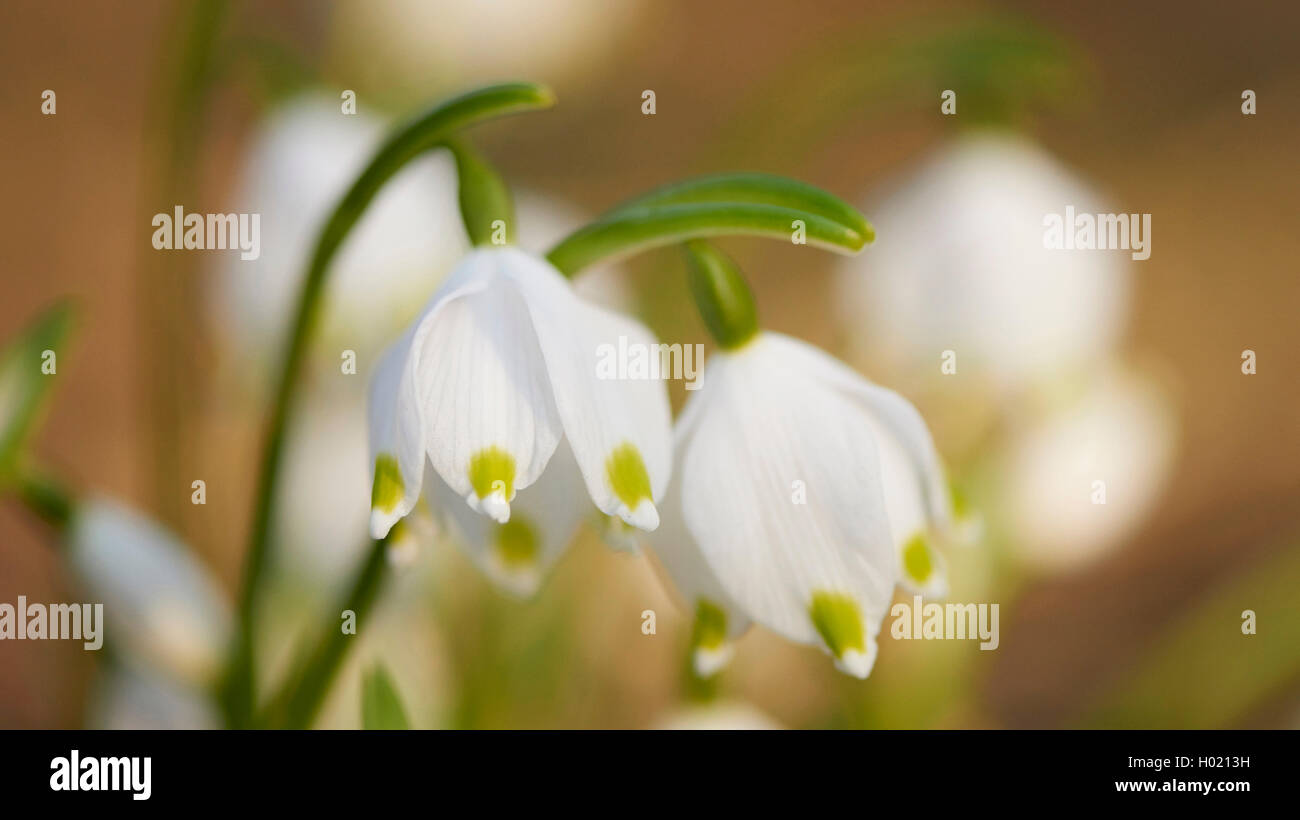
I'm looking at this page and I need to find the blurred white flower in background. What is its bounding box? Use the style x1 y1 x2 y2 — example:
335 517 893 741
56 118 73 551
67 499 231 688
834 133 1178 573
833 133 1130 395
654 700 782 730
998 366 1177 571
327 0 645 94
87 663 219 730
210 95 465 370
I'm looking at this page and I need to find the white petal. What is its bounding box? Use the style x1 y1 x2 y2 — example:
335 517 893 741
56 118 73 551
646 459 750 676
397 250 564 528
367 258 495 537
678 335 896 674
778 334 955 535
67 500 232 688
500 248 672 530
428 441 587 596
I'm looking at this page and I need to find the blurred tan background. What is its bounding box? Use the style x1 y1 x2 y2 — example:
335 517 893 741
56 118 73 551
1 0 1297 728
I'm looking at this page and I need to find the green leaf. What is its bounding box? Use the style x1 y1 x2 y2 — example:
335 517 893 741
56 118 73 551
546 200 869 277
446 137 515 247
606 172 873 240
0 301 75 478
361 664 410 730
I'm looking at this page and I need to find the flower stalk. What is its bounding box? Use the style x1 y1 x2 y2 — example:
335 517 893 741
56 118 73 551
225 81 555 728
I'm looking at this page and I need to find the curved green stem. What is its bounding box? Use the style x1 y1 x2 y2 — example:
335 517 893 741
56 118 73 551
259 535 390 729
225 82 554 728
547 202 868 277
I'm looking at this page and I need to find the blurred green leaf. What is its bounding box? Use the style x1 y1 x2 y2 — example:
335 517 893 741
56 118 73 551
0 301 75 478
1081 539 1300 728
362 664 410 730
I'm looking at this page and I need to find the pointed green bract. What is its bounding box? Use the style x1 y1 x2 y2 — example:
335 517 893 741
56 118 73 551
495 515 540 568
902 531 935 585
371 454 404 513
0 301 74 477
447 137 514 247
605 442 653 509
361 664 410 730
468 446 516 500
810 591 866 658
691 599 729 651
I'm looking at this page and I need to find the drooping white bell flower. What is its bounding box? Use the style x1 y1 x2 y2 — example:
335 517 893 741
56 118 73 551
66 499 232 688
664 332 953 678
832 133 1130 394
367 246 672 586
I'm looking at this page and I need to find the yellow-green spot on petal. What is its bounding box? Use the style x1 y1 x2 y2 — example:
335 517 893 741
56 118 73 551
606 442 652 509
691 599 728 651
902 531 934 584
494 515 539 568
468 446 516 500
810 591 865 658
371 454 403 512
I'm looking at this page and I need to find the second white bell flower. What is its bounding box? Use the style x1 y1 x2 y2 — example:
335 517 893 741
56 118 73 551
662 332 953 678
368 246 671 548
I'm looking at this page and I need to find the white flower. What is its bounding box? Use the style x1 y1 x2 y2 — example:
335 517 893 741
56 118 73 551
87 664 219 730
67 499 232 688
328 0 644 92
367 246 672 588
655 333 952 678
653 701 782 730
999 366 1176 571
426 442 587 597
833 134 1130 393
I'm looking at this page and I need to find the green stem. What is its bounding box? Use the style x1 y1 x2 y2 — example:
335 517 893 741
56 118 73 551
547 202 868 277
224 82 554 728
260 536 390 729
11 469 74 530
